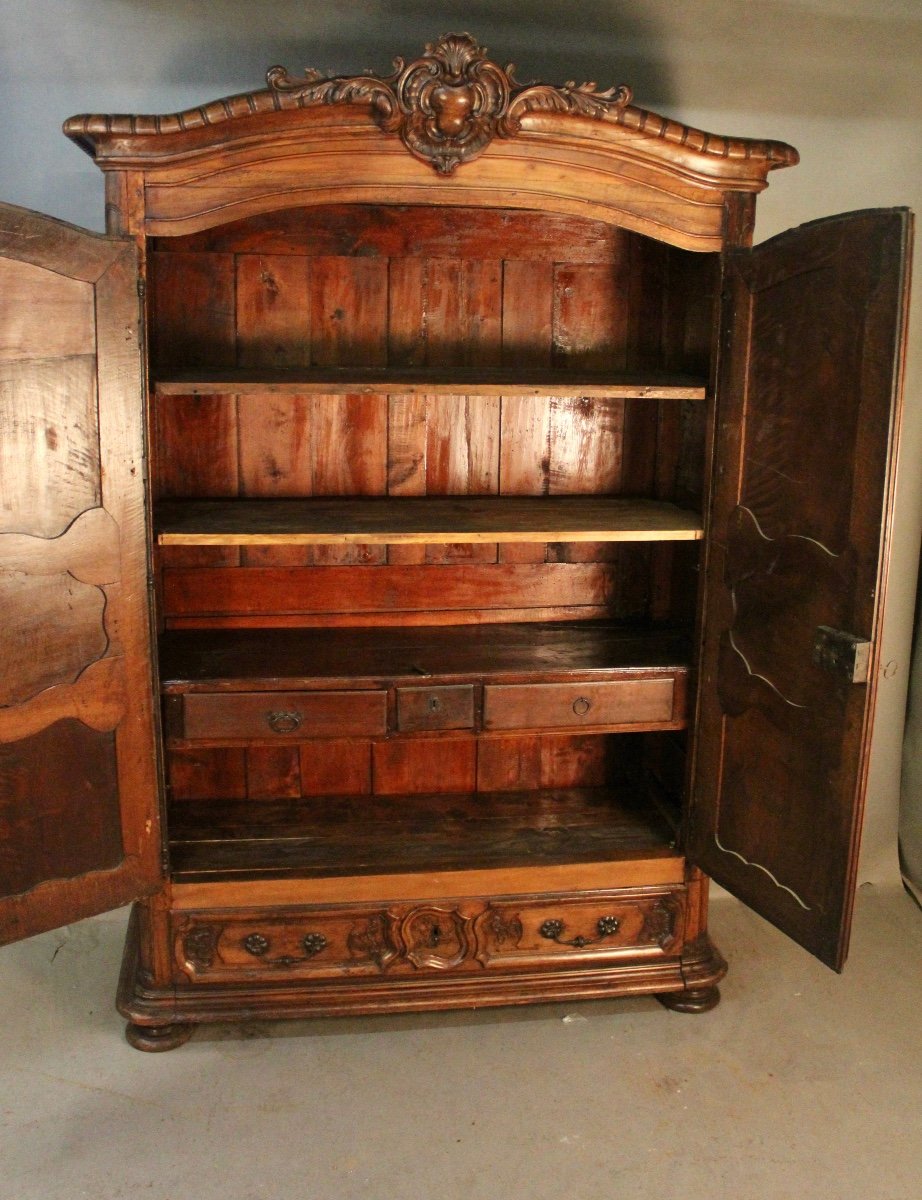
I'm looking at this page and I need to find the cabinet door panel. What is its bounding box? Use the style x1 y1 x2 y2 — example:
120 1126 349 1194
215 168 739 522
0 203 161 946
690 209 911 969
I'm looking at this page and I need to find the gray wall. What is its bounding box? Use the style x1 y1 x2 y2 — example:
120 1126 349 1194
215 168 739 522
2 0 920 887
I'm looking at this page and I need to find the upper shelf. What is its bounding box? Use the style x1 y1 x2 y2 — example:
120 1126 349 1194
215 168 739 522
155 497 703 546
152 368 707 400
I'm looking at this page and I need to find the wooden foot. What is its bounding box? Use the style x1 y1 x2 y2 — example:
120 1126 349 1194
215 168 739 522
656 985 721 1014
125 1021 194 1052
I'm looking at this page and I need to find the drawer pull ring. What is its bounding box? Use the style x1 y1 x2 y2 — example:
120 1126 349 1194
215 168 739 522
572 697 592 716
266 709 303 734
539 916 620 948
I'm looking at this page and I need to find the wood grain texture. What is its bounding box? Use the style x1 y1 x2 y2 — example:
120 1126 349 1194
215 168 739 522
0 257 94 363
167 862 687 912
167 785 677 880
0 721 122 895
154 369 705 398
158 622 691 691
162 563 617 621
156 496 703 544
151 205 633 262
65 36 796 251
0 356 99 537
690 209 911 969
0 209 160 947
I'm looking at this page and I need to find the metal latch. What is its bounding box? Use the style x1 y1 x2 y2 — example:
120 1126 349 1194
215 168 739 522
813 626 871 683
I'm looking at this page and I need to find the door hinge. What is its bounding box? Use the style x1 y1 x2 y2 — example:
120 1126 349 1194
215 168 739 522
813 626 871 684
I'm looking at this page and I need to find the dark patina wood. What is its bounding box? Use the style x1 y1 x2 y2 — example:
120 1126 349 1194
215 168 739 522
689 209 911 968
0 204 161 947
168 785 678 880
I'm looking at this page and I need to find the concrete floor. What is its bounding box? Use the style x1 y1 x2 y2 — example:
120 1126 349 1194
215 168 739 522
1 887 920 1200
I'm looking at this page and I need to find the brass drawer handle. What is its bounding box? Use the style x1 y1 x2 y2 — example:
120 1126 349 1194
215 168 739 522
539 916 620 948
572 696 592 716
242 931 328 966
266 709 303 734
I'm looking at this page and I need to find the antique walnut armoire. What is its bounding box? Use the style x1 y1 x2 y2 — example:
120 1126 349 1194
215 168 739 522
0 35 912 1050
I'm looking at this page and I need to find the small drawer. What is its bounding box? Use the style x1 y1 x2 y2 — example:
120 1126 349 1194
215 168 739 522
174 908 399 983
396 685 475 732
475 892 683 969
482 678 676 731
182 690 387 740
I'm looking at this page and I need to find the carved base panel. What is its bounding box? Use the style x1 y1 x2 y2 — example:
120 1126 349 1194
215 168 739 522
117 890 727 1046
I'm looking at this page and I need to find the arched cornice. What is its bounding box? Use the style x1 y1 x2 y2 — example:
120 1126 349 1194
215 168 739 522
64 33 798 250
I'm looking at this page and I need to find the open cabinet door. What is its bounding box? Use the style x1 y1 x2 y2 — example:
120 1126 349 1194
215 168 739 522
0 203 162 945
689 209 911 969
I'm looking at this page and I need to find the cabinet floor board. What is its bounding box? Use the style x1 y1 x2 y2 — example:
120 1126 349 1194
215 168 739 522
168 785 679 881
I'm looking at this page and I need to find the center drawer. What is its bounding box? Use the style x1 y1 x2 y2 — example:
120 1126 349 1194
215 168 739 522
181 690 387 740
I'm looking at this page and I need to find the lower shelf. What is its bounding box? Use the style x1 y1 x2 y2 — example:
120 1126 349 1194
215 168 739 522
168 785 678 882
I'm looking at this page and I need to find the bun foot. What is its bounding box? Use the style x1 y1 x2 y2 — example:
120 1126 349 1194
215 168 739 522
125 1021 194 1052
656 985 721 1014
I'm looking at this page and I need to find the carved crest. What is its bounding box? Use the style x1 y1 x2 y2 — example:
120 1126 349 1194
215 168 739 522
267 32 631 174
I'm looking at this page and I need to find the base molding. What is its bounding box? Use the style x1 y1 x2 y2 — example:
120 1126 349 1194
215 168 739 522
117 901 727 1049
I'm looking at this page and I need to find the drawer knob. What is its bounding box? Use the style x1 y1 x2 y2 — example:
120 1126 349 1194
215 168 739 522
572 696 592 716
538 915 620 948
266 709 303 734
302 932 328 957
242 932 270 956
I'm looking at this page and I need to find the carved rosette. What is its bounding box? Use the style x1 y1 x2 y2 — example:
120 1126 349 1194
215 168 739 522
267 32 631 174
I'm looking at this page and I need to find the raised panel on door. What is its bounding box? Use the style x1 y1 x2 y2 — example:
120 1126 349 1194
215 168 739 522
0 203 161 945
689 209 911 968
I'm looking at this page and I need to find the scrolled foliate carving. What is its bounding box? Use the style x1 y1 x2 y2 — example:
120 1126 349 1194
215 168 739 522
182 925 218 970
641 897 680 948
267 32 631 174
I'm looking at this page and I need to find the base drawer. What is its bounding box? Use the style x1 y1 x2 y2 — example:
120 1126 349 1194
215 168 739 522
172 889 685 985
474 892 684 969
175 907 400 982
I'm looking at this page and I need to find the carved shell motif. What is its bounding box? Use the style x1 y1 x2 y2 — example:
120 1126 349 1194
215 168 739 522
267 32 631 174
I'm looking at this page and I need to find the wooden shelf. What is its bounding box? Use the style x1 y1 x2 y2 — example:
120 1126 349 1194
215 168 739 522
159 620 692 692
155 497 703 546
168 785 679 881
153 368 707 400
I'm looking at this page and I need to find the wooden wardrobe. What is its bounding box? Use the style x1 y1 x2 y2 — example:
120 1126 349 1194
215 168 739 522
0 34 911 1050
